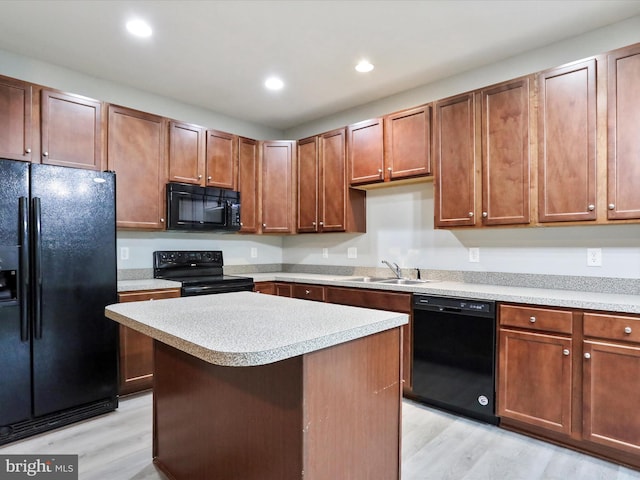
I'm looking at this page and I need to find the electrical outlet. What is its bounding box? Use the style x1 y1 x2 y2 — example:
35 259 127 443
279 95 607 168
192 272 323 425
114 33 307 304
322 248 329 259
250 247 258 258
469 247 480 263
120 247 129 261
347 247 357 259
587 248 602 267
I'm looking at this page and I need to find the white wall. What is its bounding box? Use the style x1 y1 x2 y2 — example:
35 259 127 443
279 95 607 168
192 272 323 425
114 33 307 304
282 183 640 279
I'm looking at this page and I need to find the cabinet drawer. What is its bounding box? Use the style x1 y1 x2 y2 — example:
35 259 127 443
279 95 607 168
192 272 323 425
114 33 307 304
325 286 411 313
118 289 181 302
584 313 640 344
292 284 326 302
499 304 572 334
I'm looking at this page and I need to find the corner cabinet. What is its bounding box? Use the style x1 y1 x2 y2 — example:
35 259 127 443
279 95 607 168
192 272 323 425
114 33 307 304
107 105 168 230
260 140 296 233
0 75 32 161
297 128 365 233
117 288 181 395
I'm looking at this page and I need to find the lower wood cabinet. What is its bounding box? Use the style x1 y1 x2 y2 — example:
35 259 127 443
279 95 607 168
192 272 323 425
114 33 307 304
498 303 640 469
117 288 181 395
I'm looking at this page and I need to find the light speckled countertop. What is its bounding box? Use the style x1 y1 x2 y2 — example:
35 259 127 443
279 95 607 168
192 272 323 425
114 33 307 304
105 291 408 367
117 279 181 292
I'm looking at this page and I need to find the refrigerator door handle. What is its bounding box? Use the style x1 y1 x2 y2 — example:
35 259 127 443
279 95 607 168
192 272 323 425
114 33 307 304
32 197 43 340
19 196 30 342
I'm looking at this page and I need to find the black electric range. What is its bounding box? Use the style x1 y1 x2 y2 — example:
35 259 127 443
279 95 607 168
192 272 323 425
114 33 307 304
153 250 255 297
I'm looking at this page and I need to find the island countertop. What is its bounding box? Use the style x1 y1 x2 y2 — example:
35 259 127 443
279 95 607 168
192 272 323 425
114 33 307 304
105 291 408 367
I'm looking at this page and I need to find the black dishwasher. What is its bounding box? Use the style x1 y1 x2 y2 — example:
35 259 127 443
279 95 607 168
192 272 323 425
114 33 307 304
412 294 498 425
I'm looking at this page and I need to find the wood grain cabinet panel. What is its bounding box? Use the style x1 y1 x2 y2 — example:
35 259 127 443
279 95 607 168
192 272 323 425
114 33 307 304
607 44 640 220
384 104 432 180
434 92 477 227
297 136 319 232
117 288 181 395
168 121 205 185
292 284 326 302
348 118 384 185
537 59 597 223
107 105 167 230
481 78 531 225
205 129 237 189
261 140 295 233
40 89 104 170
0 75 32 161
238 136 260 233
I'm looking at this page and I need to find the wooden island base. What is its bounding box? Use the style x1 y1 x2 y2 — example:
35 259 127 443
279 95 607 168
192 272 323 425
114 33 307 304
152 328 402 480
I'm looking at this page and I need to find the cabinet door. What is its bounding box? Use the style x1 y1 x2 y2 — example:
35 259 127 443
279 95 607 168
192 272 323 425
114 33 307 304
434 92 477 227
297 136 319 233
607 44 640 220
168 121 205 185
261 141 295 233
205 129 237 189
107 105 167 230
348 118 384 185
481 78 531 225
497 328 573 435
0 75 32 161
583 340 640 455
275 283 292 297
254 281 275 295
40 89 103 170
384 104 432 180
118 289 181 395
238 136 260 233
319 128 348 232
538 59 596 222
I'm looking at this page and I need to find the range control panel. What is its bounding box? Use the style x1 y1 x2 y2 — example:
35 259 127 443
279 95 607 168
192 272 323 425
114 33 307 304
153 250 224 270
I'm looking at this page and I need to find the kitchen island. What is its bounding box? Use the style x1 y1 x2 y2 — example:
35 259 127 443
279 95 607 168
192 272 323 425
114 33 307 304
105 291 408 480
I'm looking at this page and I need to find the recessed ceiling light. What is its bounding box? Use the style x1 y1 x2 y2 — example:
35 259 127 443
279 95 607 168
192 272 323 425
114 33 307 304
265 76 284 91
355 60 374 73
126 19 153 38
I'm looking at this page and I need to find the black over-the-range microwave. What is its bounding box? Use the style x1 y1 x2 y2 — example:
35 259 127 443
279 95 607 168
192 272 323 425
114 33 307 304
166 182 241 232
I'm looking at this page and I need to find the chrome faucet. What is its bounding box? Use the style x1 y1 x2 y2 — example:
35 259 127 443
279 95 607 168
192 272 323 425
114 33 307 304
382 260 402 279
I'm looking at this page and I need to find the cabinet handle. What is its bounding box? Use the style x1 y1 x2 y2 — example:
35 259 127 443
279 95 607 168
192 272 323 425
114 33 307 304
529 316 536 323
43 151 48 157
25 148 31 154
563 349 570 356
608 203 615 210
587 204 595 211
468 212 474 217
584 352 591 359
305 290 310 295
482 212 488 218
624 326 632 334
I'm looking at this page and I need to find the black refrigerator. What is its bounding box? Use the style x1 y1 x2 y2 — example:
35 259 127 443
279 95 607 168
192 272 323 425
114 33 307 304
0 158 118 445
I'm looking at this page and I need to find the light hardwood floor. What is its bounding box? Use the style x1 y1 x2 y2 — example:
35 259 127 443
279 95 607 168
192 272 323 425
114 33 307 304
1 393 639 480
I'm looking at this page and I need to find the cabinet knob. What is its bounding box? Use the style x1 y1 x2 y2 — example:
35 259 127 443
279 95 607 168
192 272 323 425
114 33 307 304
563 349 570 356
305 290 310 295
198 175 202 179
608 203 615 210
378 169 383 175
587 204 595 211
387 167 392 172
624 326 632 334
529 316 536 323
262 223 266 228
319 221 324 226
482 212 488 218
312 221 316 226
468 212 474 217
42 151 48 157
25 148 31 154
208 176 212 180
160 218 165 223
584 352 591 359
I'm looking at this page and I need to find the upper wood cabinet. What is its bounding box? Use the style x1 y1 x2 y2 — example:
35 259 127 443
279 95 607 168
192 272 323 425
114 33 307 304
107 105 167 230
168 121 205 185
348 118 384 185
537 59 597 223
39 89 104 171
434 92 477 227
238 136 260 233
298 128 366 233
205 129 237 189
607 44 640 220
261 140 295 233
480 78 531 226
383 104 432 180
0 75 32 161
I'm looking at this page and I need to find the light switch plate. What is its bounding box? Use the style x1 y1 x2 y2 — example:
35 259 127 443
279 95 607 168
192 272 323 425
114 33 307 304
120 247 129 261
469 247 480 263
250 247 258 258
347 247 357 259
322 248 329 258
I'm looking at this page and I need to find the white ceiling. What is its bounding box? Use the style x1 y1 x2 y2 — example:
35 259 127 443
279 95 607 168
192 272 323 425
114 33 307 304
1 0 639 130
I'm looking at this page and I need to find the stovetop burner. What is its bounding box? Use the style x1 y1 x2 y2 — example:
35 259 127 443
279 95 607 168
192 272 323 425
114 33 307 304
153 250 254 296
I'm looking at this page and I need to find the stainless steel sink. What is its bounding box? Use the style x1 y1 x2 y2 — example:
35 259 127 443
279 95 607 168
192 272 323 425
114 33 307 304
345 276 396 283
377 278 437 285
